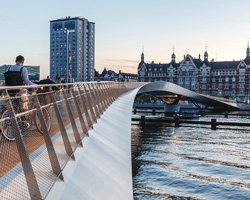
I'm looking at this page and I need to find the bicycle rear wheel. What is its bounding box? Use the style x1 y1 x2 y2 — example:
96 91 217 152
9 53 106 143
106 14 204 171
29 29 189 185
0 110 15 141
35 108 51 134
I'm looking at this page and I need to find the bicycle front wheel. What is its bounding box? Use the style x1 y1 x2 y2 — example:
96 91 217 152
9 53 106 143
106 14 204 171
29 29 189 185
0 110 16 141
35 108 51 134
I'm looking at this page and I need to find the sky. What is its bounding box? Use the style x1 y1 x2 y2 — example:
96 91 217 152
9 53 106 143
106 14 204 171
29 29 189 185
1 0 250 79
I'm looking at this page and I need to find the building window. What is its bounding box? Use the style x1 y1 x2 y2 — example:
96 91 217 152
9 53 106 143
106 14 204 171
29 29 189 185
219 77 222 82
212 77 215 82
232 77 235 82
225 77 229 82
154 68 157 71
149 68 151 71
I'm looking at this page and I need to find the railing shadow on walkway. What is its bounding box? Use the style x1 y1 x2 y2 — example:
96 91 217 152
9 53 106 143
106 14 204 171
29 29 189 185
0 81 144 200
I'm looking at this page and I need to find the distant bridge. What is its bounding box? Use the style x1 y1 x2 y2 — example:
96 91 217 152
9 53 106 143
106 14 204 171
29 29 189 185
0 81 239 199
137 81 239 111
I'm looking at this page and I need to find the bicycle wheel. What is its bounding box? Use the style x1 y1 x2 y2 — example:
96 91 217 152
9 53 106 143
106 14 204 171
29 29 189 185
0 110 15 141
35 108 51 134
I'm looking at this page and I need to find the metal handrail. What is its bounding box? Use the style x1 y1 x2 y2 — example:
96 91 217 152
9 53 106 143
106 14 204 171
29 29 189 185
0 81 144 200
0 81 113 91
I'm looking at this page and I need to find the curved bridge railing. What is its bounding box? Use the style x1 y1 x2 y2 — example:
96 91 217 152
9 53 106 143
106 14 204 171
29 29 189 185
0 81 144 200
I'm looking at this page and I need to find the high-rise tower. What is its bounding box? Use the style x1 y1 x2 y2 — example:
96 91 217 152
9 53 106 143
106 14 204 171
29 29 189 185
50 16 95 82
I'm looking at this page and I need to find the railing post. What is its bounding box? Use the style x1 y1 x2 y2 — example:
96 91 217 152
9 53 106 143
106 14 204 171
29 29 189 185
32 89 64 180
86 84 100 118
103 83 113 104
123 83 128 92
82 84 97 123
112 83 118 99
77 84 93 127
50 90 75 160
106 83 115 102
92 83 104 114
90 83 102 115
104 83 112 106
62 89 82 145
3 90 42 200
70 87 88 136
117 83 122 96
97 83 108 109
111 83 116 99
94 83 105 110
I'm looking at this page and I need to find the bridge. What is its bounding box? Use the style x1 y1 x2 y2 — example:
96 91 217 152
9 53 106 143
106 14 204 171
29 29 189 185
0 81 239 199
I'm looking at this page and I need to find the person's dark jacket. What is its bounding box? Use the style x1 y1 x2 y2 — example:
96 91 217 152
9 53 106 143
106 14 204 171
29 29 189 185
36 78 60 93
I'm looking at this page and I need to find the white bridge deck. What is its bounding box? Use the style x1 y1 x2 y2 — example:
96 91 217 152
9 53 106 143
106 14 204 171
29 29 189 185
0 81 239 200
46 88 139 200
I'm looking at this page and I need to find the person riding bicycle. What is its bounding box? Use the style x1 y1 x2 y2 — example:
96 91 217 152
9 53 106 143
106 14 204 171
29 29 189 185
4 55 35 111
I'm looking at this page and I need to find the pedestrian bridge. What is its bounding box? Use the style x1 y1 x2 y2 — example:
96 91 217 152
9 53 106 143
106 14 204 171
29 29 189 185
0 81 239 199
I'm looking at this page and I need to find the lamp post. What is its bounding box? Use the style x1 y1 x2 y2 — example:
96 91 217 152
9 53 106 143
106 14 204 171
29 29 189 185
66 29 75 83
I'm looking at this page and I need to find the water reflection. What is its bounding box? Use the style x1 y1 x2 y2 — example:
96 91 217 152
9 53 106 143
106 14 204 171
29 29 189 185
132 116 250 200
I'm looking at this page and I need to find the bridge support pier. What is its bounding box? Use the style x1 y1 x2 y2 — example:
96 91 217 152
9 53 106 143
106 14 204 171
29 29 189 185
174 116 180 127
211 118 217 130
140 115 145 127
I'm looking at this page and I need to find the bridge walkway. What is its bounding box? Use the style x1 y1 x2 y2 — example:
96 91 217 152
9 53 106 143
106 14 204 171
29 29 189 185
46 88 140 200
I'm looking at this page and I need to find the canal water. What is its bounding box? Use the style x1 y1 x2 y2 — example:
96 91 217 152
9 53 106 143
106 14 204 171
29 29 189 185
131 115 250 200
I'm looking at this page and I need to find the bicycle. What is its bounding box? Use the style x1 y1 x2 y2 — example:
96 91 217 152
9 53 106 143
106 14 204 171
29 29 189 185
0 95 51 141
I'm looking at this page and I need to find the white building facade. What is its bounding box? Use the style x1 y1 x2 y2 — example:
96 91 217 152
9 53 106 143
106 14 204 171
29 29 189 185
138 46 250 102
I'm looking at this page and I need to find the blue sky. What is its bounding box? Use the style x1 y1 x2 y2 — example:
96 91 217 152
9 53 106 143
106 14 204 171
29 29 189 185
1 0 250 78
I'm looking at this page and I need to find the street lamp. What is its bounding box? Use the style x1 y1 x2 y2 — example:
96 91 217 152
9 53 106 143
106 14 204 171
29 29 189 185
66 29 75 83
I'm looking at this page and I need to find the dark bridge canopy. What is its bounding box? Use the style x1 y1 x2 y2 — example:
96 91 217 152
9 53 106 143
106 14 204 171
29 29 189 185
137 81 239 111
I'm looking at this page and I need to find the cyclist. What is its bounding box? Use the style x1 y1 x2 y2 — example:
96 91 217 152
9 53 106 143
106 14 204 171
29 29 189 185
4 55 35 111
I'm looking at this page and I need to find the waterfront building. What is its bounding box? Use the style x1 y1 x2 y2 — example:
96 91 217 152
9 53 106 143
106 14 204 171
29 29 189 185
0 64 40 81
95 68 138 82
138 46 250 102
50 16 95 82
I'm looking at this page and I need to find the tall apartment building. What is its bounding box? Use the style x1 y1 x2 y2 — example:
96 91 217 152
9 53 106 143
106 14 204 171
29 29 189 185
138 45 250 103
50 16 95 82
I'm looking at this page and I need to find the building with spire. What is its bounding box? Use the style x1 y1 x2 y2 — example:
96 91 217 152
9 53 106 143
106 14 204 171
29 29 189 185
138 45 250 102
